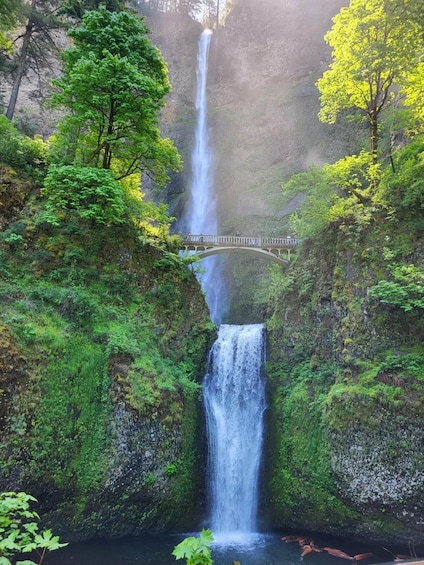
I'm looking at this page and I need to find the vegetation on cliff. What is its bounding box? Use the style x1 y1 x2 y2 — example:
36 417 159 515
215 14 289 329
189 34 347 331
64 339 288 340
0 4 214 539
265 0 424 546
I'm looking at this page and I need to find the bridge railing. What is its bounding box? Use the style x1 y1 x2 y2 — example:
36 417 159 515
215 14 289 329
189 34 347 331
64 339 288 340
180 234 299 248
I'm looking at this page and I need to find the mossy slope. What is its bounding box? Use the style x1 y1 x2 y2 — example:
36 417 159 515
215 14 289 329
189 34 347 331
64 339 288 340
266 161 424 545
0 195 214 540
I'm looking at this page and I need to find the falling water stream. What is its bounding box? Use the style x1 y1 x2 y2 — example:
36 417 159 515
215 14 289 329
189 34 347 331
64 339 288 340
204 324 266 543
181 29 227 323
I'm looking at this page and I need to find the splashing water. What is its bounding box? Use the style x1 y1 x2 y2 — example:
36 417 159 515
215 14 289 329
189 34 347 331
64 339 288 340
203 324 266 544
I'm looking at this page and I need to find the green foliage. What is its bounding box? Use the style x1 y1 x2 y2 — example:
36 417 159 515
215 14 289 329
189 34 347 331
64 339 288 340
268 362 356 527
0 0 24 60
369 264 424 311
30 338 110 490
41 165 126 227
59 0 125 20
316 0 424 157
0 491 67 565
287 153 377 238
378 352 424 378
0 116 47 182
325 151 379 201
284 166 334 238
50 6 182 183
402 60 424 133
377 137 424 216
172 529 214 565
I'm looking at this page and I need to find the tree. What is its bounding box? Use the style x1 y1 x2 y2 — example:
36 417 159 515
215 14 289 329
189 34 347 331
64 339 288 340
316 0 423 164
4 0 66 121
50 6 182 184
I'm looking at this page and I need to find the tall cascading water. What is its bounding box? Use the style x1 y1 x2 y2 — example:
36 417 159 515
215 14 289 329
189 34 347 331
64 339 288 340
183 31 267 544
181 29 227 323
203 324 266 542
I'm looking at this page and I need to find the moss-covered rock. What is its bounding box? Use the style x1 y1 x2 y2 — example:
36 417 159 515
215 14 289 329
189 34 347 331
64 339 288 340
0 211 215 540
266 206 424 545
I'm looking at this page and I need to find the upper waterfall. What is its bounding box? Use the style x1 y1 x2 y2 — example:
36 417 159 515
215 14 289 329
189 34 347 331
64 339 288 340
182 30 227 323
184 29 216 235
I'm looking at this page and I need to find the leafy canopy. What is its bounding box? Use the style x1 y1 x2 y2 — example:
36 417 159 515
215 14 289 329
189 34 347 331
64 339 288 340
50 6 182 183
316 0 424 159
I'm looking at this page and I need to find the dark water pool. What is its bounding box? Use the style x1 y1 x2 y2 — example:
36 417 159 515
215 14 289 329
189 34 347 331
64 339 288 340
45 531 398 565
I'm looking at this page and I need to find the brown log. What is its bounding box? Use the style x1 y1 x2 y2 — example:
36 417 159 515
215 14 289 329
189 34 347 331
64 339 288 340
353 553 373 561
323 547 355 560
301 545 314 557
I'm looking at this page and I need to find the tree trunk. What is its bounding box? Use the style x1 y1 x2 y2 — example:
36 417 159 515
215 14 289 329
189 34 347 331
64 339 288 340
370 112 379 166
5 21 33 121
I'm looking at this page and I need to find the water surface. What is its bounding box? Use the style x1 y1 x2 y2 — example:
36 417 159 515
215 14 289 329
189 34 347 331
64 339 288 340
46 531 394 565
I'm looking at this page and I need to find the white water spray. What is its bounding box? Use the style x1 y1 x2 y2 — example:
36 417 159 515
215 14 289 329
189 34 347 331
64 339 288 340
203 324 266 542
182 29 227 323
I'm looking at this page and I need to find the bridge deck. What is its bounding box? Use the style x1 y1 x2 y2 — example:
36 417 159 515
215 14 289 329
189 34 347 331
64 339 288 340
181 234 299 248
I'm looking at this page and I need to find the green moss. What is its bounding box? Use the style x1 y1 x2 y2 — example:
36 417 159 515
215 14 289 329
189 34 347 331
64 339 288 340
0 204 213 537
267 362 358 529
29 337 111 491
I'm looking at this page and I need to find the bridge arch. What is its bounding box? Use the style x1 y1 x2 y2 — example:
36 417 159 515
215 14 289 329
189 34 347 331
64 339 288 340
194 246 289 265
179 234 298 265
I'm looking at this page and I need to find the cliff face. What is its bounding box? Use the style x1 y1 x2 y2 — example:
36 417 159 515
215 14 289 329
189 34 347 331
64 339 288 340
154 0 348 225
161 0 353 322
265 218 424 544
0 199 214 539
210 0 349 222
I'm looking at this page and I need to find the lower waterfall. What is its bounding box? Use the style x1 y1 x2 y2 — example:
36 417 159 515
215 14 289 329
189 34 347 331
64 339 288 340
203 324 266 543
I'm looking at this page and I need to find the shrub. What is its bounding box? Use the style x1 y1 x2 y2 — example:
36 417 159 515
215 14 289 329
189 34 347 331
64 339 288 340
41 165 126 226
172 529 214 565
369 264 424 311
0 116 47 182
0 491 67 565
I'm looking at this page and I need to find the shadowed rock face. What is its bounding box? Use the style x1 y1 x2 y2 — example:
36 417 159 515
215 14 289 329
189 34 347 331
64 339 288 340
150 0 349 228
204 0 350 223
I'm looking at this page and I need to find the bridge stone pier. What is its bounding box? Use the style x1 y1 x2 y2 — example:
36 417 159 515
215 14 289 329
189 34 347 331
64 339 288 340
180 234 299 265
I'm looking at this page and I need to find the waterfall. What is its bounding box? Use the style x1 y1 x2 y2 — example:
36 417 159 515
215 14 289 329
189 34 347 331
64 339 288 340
185 29 216 235
182 29 227 323
203 324 266 542
184 32 267 545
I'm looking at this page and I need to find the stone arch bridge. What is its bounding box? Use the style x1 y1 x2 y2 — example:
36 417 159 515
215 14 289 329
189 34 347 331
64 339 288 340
179 234 299 265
